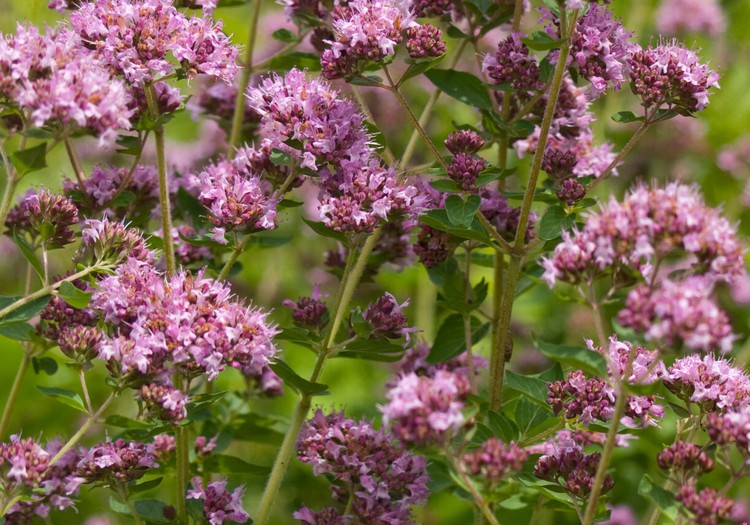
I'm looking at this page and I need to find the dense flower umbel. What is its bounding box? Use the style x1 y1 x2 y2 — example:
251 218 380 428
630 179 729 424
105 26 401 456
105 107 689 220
294 507 350 525
533 440 613 499
0 25 132 144
483 32 544 92
656 0 726 37
587 335 665 384
64 164 160 218
627 41 720 114
445 130 484 155
283 288 329 329
705 408 750 464
297 410 429 525
675 484 736 525
618 276 737 353
5 190 79 249
662 354 750 412
409 0 454 18
462 438 528 486
76 439 157 485
193 159 277 236
186 478 250 525
405 24 445 59
2 438 82 525
70 0 239 85
139 383 188 423
93 260 279 383
548 369 663 427
380 369 470 445
320 0 414 79
246 68 372 173
363 293 416 341
77 218 154 265
568 5 635 96
541 183 745 287
656 441 714 481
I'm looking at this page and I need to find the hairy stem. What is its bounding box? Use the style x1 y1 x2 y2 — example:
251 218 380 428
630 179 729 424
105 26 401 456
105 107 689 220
0 351 31 439
383 66 449 171
64 138 93 208
49 392 115 467
173 374 189 523
227 0 263 154
145 83 176 276
217 235 251 281
117 485 146 525
586 120 650 194
400 38 470 168
0 266 101 321
489 10 577 412
463 247 477 393
253 230 381 525
449 452 501 525
0 169 19 236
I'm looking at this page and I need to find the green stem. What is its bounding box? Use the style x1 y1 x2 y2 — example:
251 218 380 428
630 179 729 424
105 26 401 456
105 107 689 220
253 230 381 525
64 138 93 208
49 392 115 467
117 485 146 525
463 247 477 393
512 9 577 248
488 10 577 413
0 495 22 517
227 0 263 154
400 38 470 168
586 120 650 195
145 83 176 276
217 236 251 281
449 451 501 525
581 353 636 525
0 169 19 236
173 374 189 523
383 66 449 171
0 351 31 439
0 266 100 321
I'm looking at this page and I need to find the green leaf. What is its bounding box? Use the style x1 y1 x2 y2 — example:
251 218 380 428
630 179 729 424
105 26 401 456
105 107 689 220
420 210 491 244
57 281 92 310
175 187 210 229
37 386 86 413
231 413 286 444
430 180 461 193
534 338 607 376
270 360 329 396
521 31 561 51
424 69 494 111
401 55 445 84
105 415 153 429
515 397 549 436
0 322 35 341
427 314 490 363
110 497 172 523
130 477 164 494
0 294 51 326
463 0 492 14
302 219 348 243
638 474 679 521
11 143 47 176
503 370 551 409
445 195 482 228
203 454 269 476
272 28 297 42
108 190 137 208
538 205 575 241
611 111 644 124
115 135 143 156
32 356 58 376
487 410 519 442
12 231 45 283
264 52 322 72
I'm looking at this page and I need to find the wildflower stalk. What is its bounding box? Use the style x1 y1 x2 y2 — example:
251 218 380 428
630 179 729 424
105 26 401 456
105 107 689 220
448 451 501 525
227 0 263 154
400 38 470 168
254 229 381 525
0 166 19 236
463 247 477 393
0 265 102 321
63 138 92 208
49 392 116 467
489 9 578 412
173 374 189 522
586 119 651 194
0 351 31 439
116 485 146 525
581 353 635 525
217 236 251 281
144 82 176 276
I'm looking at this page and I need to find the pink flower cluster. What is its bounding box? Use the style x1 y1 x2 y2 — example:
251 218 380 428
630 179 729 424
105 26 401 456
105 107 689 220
321 0 413 79
462 437 528 486
187 478 250 525
618 276 737 353
70 0 238 85
6 189 79 249
77 439 157 485
77 218 154 265
296 410 429 524
542 183 744 287
193 158 277 241
662 354 750 412
0 25 132 143
656 0 726 37
588 335 665 384
380 368 470 445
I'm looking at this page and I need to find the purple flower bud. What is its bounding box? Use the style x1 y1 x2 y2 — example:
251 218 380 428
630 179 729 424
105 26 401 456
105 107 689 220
405 24 445 59
556 178 586 205
447 153 487 192
445 130 485 155
77 439 157 485
186 478 250 525
6 190 79 249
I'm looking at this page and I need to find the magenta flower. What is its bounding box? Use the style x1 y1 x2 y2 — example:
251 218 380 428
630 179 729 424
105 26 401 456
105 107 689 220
656 0 726 37
6 189 79 249
187 478 250 525
663 354 750 412
77 439 157 485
